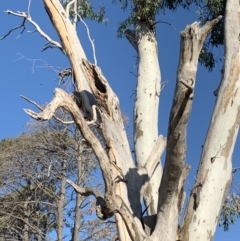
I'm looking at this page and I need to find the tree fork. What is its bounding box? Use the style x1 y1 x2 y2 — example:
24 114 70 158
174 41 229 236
181 1 240 240
150 16 222 241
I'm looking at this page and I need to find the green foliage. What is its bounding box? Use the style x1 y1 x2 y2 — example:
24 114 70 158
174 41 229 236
219 193 240 231
161 0 199 10
114 0 165 36
197 0 225 70
114 0 207 36
163 0 225 70
114 0 225 70
60 0 107 23
199 45 215 71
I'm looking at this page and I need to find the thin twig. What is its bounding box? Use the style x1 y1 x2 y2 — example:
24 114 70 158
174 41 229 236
2 10 62 51
27 0 32 14
15 53 60 74
66 0 75 18
77 14 97 65
20 95 43 111
153 20 180 34
129 71 138 77
27 16 62 51
232 167 240 173
74 0 78 29
0 18 26 40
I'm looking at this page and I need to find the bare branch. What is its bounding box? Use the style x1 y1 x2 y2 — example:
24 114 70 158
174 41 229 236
43 0 96 120
65 0 78 28
66 0 75 18
15 53 61 74
201 15 223 36
0 210 47 240
152 20 180 34
3 10 62 51
114 195 146 241
21 95 74 124
0 18 26 40
73 0 78 29
20 95 43 111
27 0 32 14
66 178 104 199
77 14 97 65
21 89 69 121
65 0 98 65
151 16 222 241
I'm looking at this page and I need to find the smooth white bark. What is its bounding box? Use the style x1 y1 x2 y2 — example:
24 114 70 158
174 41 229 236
134 25 162 214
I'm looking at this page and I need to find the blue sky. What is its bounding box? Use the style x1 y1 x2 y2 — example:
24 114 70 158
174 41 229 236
0 0 239 240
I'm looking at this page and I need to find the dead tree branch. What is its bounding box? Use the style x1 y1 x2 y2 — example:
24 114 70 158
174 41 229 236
2 10 62 52
20 95 74 124
0 18 26 40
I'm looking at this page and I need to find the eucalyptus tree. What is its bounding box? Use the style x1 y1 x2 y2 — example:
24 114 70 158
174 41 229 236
1 0 239 241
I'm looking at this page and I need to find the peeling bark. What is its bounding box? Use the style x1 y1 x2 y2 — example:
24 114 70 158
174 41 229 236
150 17 222 241
181 1 240 240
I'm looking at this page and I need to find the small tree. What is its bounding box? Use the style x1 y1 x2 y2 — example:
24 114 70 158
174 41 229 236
1 0 240 240
0 114 116 241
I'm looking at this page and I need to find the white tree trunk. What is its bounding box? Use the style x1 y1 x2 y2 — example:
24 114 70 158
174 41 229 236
181 1 240 240
134 24 162 216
